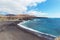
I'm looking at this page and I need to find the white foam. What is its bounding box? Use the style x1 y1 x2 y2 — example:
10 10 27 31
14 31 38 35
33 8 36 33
18 21 56 39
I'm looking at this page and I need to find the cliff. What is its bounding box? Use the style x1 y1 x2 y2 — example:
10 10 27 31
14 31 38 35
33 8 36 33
0 14 36 21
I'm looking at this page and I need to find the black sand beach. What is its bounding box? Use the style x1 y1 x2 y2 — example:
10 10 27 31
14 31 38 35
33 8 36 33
0 21 48 40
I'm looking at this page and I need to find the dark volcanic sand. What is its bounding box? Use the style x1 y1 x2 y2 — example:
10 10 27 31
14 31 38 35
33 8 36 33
0 21 47 40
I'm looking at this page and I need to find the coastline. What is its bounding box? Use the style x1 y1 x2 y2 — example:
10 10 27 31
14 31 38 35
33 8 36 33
0 21 42 40
18 20 56 40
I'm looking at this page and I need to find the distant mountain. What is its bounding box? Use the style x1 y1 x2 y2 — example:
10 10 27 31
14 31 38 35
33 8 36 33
5 14 16 16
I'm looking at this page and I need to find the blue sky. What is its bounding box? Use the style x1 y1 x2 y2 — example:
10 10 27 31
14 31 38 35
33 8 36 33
0 0 60 18
27 0 60 17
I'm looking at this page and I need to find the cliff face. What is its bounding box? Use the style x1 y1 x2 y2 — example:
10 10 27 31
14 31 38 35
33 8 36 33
0 14 48 21
0 14 36 21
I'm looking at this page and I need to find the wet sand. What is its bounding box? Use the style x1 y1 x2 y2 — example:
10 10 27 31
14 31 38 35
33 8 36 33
0 21 47 40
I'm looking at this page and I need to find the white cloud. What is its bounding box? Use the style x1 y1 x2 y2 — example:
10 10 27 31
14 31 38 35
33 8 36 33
27 10 48 17
0 0 46 15
47 13 60 18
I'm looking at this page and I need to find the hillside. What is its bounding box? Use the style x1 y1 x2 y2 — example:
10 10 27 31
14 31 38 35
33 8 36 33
0 14 36 21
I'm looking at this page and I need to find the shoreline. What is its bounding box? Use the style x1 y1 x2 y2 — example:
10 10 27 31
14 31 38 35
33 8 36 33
18 20 56 40
0 21 42 40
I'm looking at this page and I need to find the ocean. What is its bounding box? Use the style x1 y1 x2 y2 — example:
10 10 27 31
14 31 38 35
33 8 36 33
21 18 60 37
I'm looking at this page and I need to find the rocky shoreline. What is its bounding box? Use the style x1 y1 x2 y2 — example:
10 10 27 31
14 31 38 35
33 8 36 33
0 21 49 40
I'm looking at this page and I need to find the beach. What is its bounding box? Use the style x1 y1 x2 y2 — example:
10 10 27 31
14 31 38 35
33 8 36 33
0 21 48 40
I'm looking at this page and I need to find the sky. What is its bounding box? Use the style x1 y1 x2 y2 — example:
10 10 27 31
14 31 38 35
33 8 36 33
0 0 60 18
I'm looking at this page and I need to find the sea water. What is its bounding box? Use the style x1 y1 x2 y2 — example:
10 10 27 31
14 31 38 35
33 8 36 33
21 18 60 36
